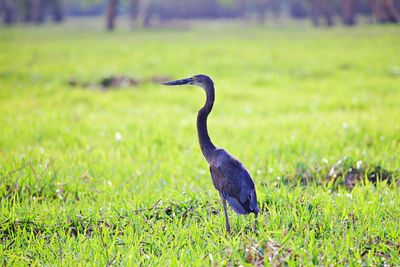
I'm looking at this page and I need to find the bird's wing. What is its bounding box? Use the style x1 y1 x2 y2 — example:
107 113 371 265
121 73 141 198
215 159 258 214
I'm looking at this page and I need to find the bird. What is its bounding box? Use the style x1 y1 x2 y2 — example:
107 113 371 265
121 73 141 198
162 74 259 233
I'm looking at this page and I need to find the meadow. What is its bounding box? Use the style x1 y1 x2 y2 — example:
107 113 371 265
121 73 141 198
0 20 399 265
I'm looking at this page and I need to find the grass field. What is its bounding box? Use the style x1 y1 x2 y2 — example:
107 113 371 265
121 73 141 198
1 21 400 265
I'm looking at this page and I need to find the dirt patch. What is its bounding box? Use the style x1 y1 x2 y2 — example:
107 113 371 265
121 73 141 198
245 239 295 266
68 75 172 90
327 158 396 189
148 75 173 84
99 76 139 88
280 158 398 190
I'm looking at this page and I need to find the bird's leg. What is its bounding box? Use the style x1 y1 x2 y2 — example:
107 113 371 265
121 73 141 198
253 212 258 234
221 195 231 233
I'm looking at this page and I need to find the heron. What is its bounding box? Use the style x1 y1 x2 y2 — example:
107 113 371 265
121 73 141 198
162 74 259 233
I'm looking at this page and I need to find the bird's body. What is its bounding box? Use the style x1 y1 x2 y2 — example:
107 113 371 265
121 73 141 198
209 149 258 215
163 74 259 233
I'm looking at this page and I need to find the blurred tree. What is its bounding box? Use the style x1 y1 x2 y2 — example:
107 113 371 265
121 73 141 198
66 0 103 16
320 0 334 26
106 0 118 30
1 0 64 25
290 0 308 19
137 0 151 28
1 0 16 24
217 0 247 17
18 0 33 22
256 0 268 24
368 0 399 23
33 0 45 24
129 0 139 26
270 0 282 18
309 0 320 26
156 0 217 21
236 0 246 17
383 0 399 22
309 0 334 26
51 0 64 22
340 0 356 25
357 0 373 17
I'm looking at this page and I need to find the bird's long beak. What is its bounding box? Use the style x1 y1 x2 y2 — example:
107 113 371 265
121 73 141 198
162 77 193 86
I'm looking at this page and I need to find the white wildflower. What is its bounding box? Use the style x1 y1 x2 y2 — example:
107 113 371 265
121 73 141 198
115 132 122 141
356 160 362 169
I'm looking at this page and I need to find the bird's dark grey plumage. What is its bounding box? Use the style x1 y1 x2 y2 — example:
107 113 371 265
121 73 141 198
162 74 259 233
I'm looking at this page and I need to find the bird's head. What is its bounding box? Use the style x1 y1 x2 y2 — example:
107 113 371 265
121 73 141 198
162 74 213 90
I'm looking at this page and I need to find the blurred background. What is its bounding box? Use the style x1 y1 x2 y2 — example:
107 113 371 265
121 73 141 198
1 0 400 30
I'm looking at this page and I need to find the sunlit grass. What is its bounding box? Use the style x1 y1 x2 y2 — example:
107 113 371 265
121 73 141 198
0 21 399 265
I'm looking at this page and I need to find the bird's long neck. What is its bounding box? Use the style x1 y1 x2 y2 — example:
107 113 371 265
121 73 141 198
197 82 216 163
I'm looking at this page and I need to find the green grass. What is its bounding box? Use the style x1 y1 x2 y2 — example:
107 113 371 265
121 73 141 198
1 21 400 265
